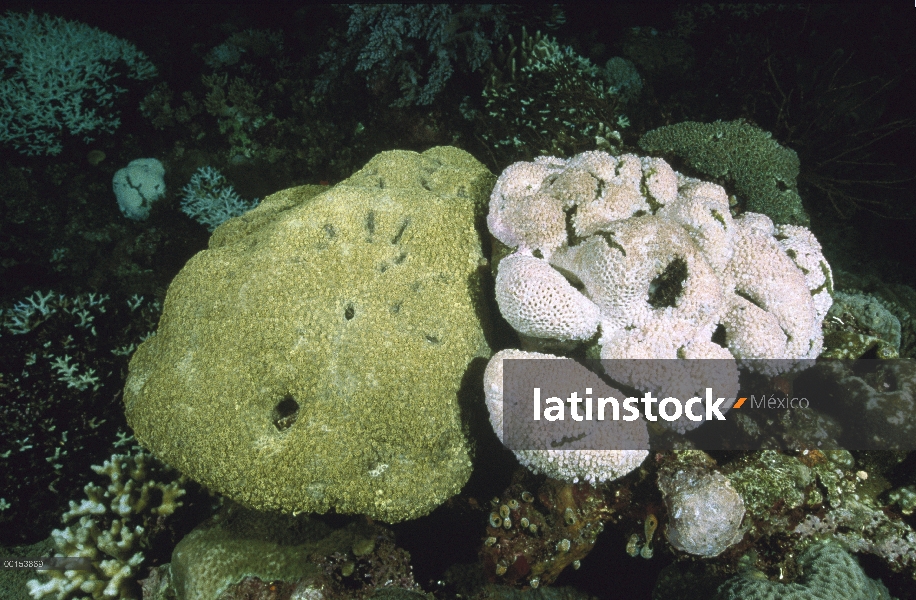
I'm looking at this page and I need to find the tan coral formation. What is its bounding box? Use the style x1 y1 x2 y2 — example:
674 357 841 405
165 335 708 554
123 147 494 522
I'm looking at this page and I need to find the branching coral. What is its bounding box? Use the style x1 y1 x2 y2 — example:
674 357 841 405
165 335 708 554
27 447 187 600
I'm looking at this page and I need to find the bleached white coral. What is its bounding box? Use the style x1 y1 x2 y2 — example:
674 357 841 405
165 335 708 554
484 150 832 441
724 215 823 367
483 349 649 484
181 166 259 232
495 253 600 342
775 223 834 322
487 161 568 257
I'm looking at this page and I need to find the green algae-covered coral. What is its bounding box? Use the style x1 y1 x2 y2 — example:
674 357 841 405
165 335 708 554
123 147 494 523
639 119 808 225
716 540 893 600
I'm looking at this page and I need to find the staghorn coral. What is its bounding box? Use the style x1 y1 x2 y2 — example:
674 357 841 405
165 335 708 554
0 11 156 155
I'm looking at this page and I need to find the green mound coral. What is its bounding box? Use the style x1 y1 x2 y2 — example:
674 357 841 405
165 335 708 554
123 147 494 522
639 119 808 225
716 540 893 600
822 291 901 359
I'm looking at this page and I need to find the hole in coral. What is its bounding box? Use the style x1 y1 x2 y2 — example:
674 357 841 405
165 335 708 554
366 211 376 235
390 302 401 315
394 251 407 265
344 304 355 320
272 395 300 432
392 218 410 244
425 334 441 344
648 257 688 309
323 224 336 238
711 324 727 347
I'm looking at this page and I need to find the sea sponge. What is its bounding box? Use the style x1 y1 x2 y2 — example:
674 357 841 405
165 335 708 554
658 466 745 558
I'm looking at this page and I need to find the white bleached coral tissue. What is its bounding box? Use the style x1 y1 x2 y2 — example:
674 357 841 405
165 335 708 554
486 150 832 439
483 349 650 484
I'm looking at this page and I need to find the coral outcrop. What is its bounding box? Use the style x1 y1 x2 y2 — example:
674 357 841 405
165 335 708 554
485 149 832 435
27 447 187 600
638 119 809 226
715 540 893 600
123 147 494 522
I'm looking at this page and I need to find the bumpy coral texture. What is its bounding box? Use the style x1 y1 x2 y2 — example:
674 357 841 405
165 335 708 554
715 540 892 600
495 254 600 341
638 119 809 226
483 349 649 484
486 151 831 440
488 151 831 401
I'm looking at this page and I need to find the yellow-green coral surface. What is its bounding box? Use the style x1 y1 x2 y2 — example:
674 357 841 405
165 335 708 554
124 147 494 522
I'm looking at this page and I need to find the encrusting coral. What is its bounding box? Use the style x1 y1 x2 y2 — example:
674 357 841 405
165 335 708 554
638 119 810 226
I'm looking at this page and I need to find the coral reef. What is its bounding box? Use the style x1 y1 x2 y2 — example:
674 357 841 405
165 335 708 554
808 359 916 452
485 149 831 434
474 29 626 165
715 540 893 600
822 291 902 359
318 5 508 107
0 291 160 546
639 120 809 226
0 11 156 155
180 166 259 232
113 158 167 221
122 148 494 522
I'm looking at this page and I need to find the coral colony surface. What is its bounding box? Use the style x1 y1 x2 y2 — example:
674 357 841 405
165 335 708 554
2 5 915 600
